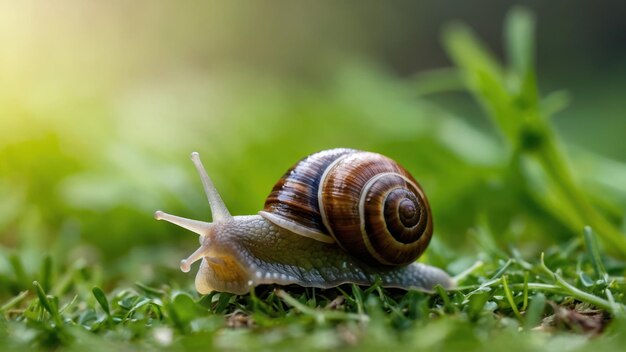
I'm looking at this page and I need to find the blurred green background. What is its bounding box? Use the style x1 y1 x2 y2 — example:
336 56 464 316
1 1 625 291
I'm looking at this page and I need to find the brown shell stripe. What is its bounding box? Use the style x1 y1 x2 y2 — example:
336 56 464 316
319 152 433 266
263 148 357 240
360 173 432 265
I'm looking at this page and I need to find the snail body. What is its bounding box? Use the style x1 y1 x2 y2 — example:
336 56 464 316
155 149 453 295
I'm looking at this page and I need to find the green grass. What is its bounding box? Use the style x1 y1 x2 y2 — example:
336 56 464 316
1 229 625 351
2 7 626 351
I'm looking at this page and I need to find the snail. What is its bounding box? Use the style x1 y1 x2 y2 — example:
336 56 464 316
155 149 453 295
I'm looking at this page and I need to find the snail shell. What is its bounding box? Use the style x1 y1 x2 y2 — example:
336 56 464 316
155 149 451 295
259 148 433 266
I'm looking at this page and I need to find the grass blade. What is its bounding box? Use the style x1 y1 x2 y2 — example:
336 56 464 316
40 255 53 293
504 6 535 79
502 275 522 321
92 286 111 317
583 226 608 281
33 281 62 326
523 293 546 330
0 290 29 313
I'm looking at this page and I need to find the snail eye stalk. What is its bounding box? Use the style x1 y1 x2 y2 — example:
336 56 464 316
154 211 213 237
179 242 211 273
190 152 232 222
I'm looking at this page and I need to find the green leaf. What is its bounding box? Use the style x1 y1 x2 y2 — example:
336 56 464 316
442 22 504 83
40 255 53 293
171 291 202 325
33 280 63 326
92 286 111 316
214 292 235 313
0 290 29 313
135 281 166 296
467 291 490 320
502 275 522 320
505 6 536 80
434 284 456 314
442 21 520 143
583 226 608 282
33 280 55 316
523 293 546 330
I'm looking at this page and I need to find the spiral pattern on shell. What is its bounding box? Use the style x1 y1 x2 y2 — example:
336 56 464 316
261 149 433 266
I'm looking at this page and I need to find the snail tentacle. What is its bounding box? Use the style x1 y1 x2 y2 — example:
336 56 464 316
180 241 211 273
190 152 232 222
154 210 213 237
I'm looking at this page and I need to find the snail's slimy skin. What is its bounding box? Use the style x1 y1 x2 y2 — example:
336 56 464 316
194 215 454 295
